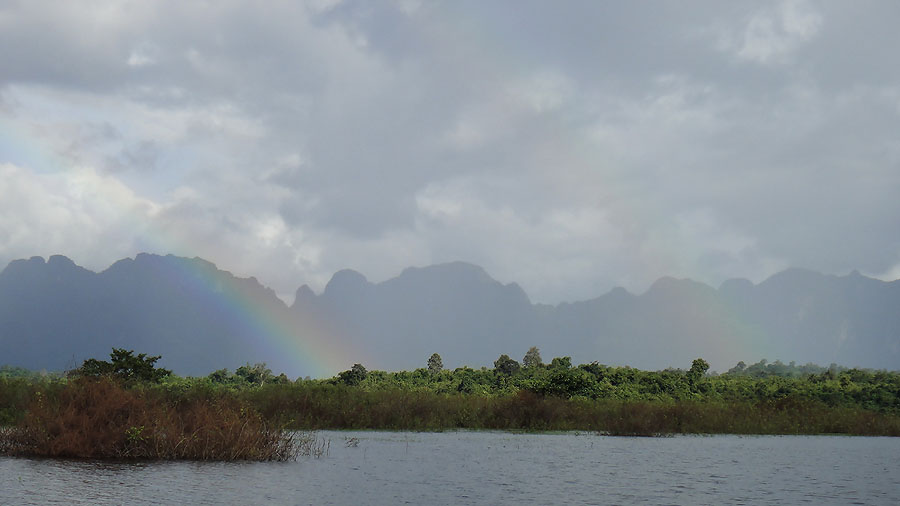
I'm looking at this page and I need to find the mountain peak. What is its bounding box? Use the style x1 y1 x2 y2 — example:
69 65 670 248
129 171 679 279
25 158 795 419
47 255 75 267
758 267 827 292
607 286 634 299
323 269 370 298
398 261 491 283
719 277 754 296
645 276 713 296
2 254 899 374
293 284 317 307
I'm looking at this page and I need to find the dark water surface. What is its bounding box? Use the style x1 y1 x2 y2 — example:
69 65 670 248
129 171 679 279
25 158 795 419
1 431 898 505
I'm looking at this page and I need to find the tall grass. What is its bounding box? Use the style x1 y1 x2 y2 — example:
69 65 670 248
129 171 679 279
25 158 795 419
3 379 899 452
0 378 303 460
244 384 900 436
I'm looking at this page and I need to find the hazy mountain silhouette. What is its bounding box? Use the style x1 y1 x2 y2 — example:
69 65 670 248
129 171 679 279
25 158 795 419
0 254 298 375
1 254 899 377
295 262 537 373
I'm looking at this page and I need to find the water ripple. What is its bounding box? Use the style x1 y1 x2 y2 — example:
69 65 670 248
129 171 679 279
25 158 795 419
1 433 898 505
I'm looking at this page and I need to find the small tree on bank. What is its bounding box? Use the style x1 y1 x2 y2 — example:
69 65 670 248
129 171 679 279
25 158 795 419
427 353 443 375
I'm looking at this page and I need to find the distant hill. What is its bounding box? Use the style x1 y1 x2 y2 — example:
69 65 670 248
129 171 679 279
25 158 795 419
0 254 296 376
1 254 898 377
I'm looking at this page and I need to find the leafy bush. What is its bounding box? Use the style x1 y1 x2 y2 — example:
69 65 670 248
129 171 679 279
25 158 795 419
338 364 368 386
78 348 171 383
493 354 520 376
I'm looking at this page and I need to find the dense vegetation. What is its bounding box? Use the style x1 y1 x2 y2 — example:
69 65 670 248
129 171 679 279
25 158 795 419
0 350 314 460
2 348 900 456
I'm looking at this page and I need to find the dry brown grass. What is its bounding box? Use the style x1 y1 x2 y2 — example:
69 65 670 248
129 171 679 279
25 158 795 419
0 378 301 460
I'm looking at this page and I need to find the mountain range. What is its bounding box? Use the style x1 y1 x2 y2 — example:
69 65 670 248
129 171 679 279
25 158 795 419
1 253 898 377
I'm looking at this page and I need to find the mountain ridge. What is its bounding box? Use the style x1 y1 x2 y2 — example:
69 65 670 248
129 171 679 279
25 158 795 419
1 253 898 377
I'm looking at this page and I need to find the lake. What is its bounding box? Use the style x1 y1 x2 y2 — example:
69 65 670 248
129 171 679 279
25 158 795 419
1 431 898 505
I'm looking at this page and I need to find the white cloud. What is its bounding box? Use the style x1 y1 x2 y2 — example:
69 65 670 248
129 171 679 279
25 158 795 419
413 176 626 302
127 42 159 67
717 0 823 64
875 260 900 284
0 163 158 266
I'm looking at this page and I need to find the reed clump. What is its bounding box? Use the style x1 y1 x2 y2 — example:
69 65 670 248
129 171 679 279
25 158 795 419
0 377 303 461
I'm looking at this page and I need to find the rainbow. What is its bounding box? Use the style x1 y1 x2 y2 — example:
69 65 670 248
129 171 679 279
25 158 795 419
1 116 355 379
132 253 352 379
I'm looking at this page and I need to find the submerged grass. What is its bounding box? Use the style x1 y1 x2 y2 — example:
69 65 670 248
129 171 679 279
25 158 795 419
0 378 306 461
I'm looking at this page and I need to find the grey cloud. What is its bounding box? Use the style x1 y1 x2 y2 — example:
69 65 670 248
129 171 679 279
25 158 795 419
1 1 899 304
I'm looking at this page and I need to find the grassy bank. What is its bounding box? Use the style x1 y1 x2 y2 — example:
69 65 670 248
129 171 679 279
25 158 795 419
4 380 897 442
3 351 900 457
0 378 305 460
243 383 900 436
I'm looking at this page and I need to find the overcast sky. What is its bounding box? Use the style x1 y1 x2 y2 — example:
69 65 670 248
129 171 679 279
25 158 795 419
1 0 899 304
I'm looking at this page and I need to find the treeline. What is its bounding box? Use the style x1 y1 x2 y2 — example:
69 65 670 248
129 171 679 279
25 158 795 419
2 348 900 440
299 349 900 415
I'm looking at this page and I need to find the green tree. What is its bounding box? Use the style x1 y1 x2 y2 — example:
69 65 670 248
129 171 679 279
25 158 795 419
427 353 443 375
688 358 710 386
78 348 171 383
235 363 273 385
727 361 747 375
493 354 521 376
338 363 368 386
535 367 598 398
207 368 231 383
522 346 543 368
550 356 572 370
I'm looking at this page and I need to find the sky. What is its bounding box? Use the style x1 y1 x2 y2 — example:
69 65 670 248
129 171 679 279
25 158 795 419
1 0 899 305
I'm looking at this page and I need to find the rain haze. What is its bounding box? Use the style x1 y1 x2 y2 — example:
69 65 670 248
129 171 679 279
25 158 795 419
1 0 899 306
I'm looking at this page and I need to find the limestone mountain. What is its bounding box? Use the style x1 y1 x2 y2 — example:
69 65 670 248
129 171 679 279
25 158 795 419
1 254 898 377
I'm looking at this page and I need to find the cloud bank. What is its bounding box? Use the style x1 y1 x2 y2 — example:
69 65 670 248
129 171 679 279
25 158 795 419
1 0 899 303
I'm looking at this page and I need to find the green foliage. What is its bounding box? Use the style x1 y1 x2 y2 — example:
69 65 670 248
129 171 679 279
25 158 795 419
205 364 290 387
0 365 57 380
523 346 543 368
338 364 368 386
493 354 521 376
235 363 273 385
726 359 837 378
208 368 231 384
78 348 171 383
534 367 597 398
427 353 443 375
549 356 572 370
688 358 710 389
5 352 900 435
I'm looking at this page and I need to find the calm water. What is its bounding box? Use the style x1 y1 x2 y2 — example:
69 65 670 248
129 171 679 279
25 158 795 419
1 431 898 505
